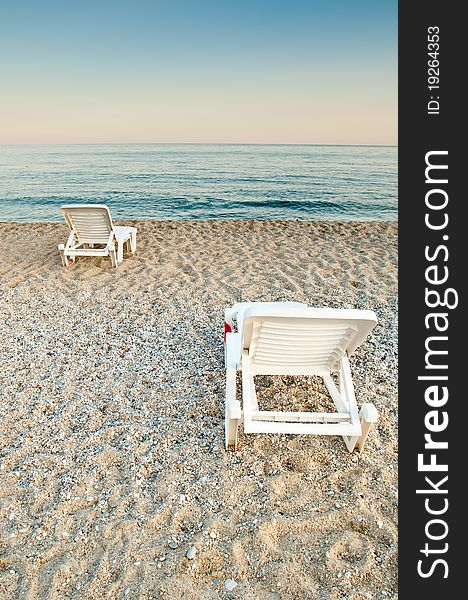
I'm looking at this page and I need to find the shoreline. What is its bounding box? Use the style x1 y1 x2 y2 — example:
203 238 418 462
0 217 397 225
0 220 397 599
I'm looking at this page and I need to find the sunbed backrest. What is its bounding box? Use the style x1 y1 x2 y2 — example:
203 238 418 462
61 205 113 244
249 318 357 372
242 308 377 372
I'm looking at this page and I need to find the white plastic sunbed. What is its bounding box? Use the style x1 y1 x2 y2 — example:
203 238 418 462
58 204 137 267
224 302 379 452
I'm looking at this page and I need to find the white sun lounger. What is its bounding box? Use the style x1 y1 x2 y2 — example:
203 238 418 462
224 302 379 452
58 204 137 267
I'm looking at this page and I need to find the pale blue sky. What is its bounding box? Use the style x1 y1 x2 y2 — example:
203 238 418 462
0 1 397 144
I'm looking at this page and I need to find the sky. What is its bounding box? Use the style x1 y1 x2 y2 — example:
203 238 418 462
0 0 397 145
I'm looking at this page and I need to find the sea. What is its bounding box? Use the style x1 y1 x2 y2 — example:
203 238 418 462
0 144 397 222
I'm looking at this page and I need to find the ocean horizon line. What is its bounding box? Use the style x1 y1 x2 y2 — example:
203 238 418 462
0 142 398 148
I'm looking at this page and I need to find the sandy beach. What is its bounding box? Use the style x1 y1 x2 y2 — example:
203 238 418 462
0 220 397 600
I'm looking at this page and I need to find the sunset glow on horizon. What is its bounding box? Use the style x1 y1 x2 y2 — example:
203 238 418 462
0 0 397 145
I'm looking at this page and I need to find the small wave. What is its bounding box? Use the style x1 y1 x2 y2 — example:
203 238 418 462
0 144 397 221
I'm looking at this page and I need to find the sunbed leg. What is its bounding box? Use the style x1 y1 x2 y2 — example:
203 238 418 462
342 403 378 452
58 244 68 266
109 247 117 268
355 403 378 452
225 400 241 450
117 240 124 264
342 434 357 453
130 230 137 253
225 357 241 450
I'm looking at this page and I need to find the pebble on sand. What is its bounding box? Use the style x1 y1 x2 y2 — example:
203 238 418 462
224 579 237 591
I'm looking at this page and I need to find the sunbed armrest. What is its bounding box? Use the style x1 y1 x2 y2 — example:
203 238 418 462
225 332 242 369
360 403 379 423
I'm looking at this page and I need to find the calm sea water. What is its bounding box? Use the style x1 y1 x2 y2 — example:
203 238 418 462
0 144 397 222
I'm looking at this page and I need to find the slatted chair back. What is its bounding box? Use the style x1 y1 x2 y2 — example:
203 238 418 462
61 205 113 245
242 307 377 375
